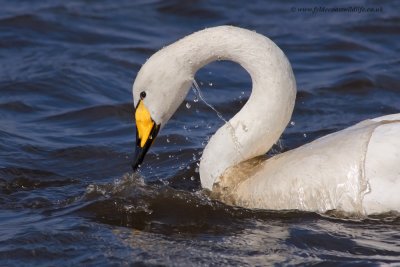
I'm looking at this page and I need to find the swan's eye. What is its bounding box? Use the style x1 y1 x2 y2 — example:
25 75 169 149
140 91 146 99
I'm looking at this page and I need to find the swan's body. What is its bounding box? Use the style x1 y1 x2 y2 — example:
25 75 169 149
132 26 400 215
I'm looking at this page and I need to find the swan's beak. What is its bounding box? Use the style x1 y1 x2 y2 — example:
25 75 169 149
132 100 160 171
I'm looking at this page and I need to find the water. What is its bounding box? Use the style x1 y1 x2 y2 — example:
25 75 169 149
1 0 399 265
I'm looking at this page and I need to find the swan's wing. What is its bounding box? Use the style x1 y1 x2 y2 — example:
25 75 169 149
215 115 400 214
364 120 400 214
371 113 400 122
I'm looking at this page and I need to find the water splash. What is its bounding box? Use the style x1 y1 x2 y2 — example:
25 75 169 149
192 79 244 158
192 79 227 124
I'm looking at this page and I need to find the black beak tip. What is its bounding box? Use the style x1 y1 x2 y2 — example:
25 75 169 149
132 123 160 172
132 146 143 172
132 162 140 172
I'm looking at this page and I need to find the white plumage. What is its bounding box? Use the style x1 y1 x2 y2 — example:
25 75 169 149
132 26 400 215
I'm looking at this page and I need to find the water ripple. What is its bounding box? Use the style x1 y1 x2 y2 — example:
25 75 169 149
0 0 399 265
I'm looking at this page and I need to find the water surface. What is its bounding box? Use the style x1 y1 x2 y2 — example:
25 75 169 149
0 0 399 265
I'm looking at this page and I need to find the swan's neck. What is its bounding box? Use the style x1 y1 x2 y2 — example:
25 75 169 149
174 27 297 190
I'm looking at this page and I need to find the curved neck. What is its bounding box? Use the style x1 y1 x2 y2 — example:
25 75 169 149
172 26 297 190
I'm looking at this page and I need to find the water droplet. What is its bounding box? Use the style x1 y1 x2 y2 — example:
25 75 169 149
190 176 195 181
193 96 199 102
186 166 190 170
241 91 245 95
195 167 199 173
183 125 187 130
303 133 307 138
186 102 191 109
290 121 295 126
208 82 213 86
166 138 170 143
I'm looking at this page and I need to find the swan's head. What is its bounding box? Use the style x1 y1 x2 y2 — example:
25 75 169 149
131 47 193 170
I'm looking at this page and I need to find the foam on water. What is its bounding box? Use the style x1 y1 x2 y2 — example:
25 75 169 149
0 0 399 265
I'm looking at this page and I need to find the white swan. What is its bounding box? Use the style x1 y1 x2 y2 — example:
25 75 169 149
131 26 400 215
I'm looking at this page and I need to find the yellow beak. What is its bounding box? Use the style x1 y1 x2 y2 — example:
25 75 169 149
133 100 160 170
135 100 155 147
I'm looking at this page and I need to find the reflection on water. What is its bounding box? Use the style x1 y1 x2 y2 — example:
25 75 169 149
0 0 399 265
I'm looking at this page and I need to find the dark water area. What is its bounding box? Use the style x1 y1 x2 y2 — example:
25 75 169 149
0 0 399 265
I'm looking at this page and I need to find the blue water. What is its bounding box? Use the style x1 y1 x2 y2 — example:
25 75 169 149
0 0 399 265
